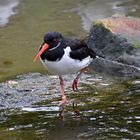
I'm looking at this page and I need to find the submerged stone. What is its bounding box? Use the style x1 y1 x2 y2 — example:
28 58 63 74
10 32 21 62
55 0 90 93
3 60 13 65
88 14 140 77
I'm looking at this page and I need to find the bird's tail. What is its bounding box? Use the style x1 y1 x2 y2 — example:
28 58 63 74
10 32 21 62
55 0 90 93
89 48 105 60
89 48 98 59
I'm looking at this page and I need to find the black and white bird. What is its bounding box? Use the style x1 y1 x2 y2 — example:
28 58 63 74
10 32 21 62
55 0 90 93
34 32 97 105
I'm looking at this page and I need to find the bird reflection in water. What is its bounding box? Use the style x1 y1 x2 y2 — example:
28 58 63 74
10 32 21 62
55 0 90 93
59 99 80 121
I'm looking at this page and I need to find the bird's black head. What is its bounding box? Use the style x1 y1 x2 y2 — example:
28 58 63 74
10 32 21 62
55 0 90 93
43 32 62 49
34 32 63 62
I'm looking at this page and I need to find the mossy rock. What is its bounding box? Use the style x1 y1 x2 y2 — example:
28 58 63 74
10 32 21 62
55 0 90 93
88 15 140 77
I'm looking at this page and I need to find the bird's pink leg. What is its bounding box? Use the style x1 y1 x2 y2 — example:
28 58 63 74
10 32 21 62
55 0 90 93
59 76 68 105
72 67 88 91
72 71 83 91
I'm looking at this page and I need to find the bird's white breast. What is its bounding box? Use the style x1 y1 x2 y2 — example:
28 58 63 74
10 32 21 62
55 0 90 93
40 47 92 75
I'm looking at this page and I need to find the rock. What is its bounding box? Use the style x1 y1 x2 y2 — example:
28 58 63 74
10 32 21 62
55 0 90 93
0 73 107 109
88 14 140 77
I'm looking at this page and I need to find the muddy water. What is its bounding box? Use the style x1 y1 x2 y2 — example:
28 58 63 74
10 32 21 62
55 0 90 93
0 0 140 139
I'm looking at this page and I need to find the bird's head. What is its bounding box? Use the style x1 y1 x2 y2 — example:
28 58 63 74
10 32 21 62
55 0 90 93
34 32 62 62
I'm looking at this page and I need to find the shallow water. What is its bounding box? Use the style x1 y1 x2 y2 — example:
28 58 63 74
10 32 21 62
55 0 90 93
0 0 87 82
0 73 140 139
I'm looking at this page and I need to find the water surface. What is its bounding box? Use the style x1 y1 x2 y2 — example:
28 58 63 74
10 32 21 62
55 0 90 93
0 73 139 139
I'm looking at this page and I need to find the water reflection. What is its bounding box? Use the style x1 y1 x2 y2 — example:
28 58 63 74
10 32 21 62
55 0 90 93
59 100 81 121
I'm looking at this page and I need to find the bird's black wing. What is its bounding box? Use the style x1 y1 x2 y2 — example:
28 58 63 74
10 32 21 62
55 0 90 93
66 38 97 61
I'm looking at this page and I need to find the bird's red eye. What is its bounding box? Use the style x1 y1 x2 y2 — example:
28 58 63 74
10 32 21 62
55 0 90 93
53 39 57 42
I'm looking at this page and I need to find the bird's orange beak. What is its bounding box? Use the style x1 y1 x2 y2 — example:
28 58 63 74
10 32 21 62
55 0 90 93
34 43 49 62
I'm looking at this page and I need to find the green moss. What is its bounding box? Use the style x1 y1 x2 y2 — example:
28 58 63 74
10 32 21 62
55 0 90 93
92 21 112 33
92 21 103 28
132 42 140 48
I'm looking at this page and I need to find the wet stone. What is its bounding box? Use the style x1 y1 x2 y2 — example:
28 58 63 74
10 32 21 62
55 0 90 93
0 72 106 109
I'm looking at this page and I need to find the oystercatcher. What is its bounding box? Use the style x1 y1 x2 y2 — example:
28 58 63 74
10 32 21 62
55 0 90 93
34 32 97 105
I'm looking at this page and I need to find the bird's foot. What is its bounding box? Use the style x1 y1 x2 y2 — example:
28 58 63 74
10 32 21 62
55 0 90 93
59 96 68 106
72 78 78 91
